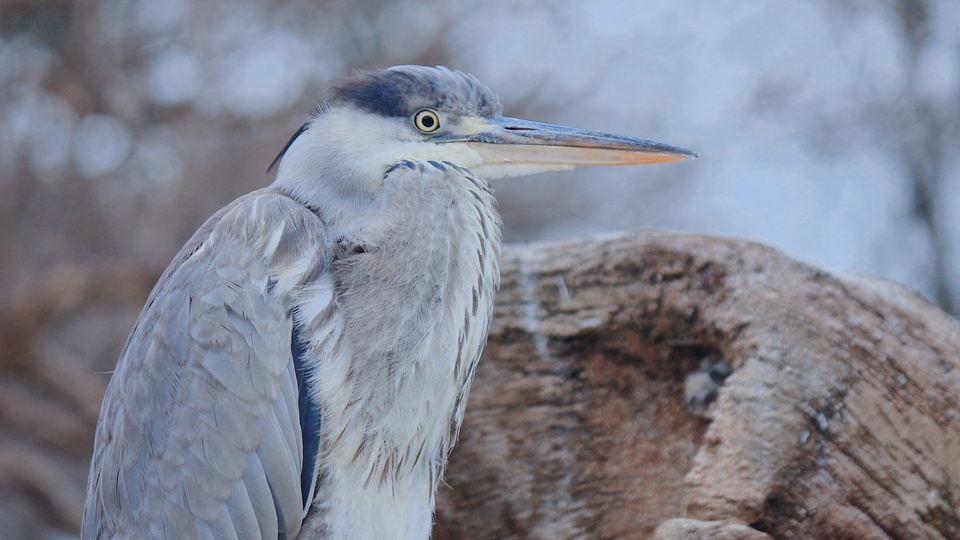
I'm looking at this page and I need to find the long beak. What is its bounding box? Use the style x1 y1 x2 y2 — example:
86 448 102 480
447 116 698 168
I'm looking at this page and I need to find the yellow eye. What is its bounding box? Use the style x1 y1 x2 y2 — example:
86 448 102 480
413 109 441 133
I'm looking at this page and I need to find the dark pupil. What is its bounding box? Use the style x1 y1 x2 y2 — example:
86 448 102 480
421 115 435 128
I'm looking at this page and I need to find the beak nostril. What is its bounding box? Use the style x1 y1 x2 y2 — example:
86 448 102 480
504 126 536 131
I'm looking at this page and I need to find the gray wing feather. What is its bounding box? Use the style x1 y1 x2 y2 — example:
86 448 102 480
209 505 242 540
255 402 302 529
82 188 329 538
242 450 280 537
223 479 261 540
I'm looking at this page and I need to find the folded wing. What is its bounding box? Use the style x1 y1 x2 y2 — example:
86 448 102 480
82 189 329 539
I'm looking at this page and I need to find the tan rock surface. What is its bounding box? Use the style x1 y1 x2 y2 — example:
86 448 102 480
435 231 960 539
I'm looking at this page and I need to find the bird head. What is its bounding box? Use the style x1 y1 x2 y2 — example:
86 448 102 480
271 65 696 218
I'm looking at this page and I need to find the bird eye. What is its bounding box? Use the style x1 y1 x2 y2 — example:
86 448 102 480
413 109 441 133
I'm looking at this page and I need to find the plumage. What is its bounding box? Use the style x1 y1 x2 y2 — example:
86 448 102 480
83 65 695 539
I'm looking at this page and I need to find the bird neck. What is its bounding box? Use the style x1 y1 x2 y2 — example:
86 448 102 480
294 161 502 538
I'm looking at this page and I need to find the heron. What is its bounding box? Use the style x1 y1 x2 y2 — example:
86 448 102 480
82 65 696 539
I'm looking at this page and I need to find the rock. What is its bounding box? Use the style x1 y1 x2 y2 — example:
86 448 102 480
435 230 960 539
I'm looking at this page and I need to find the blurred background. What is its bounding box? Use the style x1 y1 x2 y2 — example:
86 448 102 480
1 0 958 537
